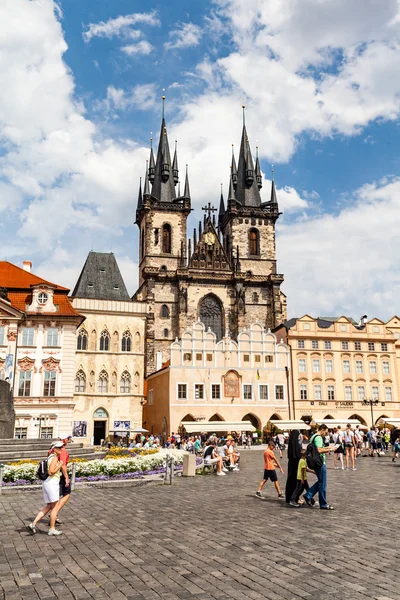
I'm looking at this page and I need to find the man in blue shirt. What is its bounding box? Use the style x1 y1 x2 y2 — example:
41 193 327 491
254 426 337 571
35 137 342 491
304 424 335 510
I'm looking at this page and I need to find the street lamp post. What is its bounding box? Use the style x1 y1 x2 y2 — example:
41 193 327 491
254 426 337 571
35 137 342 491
362 398 379 427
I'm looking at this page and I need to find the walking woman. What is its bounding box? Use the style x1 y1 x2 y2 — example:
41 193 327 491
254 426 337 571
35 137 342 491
344 424 356 470
285 429 302 504
27 441 65 536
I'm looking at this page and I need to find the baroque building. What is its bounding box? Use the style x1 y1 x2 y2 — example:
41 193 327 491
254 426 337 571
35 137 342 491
71 252 147 444
134 107 287 375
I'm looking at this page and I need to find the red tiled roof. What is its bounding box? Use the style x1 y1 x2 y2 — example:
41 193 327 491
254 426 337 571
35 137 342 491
8 292 80 317
0 262 69 291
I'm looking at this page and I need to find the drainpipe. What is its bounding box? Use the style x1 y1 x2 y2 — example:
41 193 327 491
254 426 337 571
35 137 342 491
285 366 291 420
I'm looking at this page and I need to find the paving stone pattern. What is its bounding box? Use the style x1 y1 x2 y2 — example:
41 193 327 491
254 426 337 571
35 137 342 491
0 451 399 600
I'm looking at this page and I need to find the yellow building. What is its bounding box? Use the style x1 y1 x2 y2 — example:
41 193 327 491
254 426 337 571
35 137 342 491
274 315 400 427
143 321 291 438
71 252 147 444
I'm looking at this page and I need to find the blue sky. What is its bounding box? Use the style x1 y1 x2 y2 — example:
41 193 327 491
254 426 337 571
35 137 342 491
1 0 400 319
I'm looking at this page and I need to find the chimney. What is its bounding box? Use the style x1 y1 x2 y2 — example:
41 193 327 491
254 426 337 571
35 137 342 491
358 315 368 328
156 352 163 371
22 261 32 273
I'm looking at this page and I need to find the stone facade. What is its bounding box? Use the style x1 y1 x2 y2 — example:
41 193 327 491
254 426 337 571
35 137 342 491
143 321 291 436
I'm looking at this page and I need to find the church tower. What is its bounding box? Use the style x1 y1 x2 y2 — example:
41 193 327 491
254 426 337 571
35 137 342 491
134 102 286 375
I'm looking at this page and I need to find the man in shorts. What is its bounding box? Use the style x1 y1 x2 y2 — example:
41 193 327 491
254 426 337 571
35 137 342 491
255 441 284 498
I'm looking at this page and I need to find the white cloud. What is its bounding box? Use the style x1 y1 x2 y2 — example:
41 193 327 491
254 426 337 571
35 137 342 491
164 22 202 50
98 84 157 112
121 40 153 56
83 11 159 42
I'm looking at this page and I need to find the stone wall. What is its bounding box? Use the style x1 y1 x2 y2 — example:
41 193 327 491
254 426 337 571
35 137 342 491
0 380 14 439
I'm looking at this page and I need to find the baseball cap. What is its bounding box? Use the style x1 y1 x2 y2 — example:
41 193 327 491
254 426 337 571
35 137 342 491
58 434 73 441
53 441 64 448
227 435 233 440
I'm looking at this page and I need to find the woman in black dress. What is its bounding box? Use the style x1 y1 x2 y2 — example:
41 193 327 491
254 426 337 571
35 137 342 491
285 429 302 503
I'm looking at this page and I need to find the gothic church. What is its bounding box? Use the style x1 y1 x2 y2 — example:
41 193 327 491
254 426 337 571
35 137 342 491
134 107 287 375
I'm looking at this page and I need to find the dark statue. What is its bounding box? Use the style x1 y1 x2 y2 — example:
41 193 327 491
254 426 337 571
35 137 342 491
0 380 15 439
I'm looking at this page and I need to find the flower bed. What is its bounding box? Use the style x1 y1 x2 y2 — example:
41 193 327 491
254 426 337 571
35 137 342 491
2 449 187 485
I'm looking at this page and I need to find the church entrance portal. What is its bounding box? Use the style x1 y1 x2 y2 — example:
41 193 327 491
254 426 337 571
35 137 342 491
199 294 223 340
93 421 106 445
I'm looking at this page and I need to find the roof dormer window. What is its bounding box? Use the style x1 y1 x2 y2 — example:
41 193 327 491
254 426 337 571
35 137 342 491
38 292 48 305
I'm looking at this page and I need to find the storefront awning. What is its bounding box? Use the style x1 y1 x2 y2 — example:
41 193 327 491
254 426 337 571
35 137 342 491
384 419 400 426
181 421 256 433
269 420 311 431
313 418 368 429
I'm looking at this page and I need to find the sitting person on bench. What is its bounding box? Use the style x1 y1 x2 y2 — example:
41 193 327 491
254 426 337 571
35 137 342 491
203 440 227 476
223 437 240 470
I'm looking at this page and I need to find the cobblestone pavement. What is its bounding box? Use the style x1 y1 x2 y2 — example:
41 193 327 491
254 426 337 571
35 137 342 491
0 450 399 600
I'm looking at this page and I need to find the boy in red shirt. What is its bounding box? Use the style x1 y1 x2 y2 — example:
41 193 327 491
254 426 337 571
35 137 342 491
255 440 284 498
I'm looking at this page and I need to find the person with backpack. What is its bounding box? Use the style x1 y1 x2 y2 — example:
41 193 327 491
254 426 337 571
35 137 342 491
391 427 400 462
26 441 65 536
303 424 335 510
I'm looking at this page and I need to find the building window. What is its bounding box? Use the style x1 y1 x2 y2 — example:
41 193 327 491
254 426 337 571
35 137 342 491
368 342 375 351
98 370 108 393
312 359 320 372
252 292 259 303
298 359 306 373
314 384 322 400
311 340 319 350
255 355 261 363
300 385 308 400
265 355 274 363
243 384 252 400
343 360 351 374
369 361 377 374
163 328 169 338
161 304 170 318
327 385 335 400
324 341 332 350
121 331 132 352
355 360 363 374
206 353 213 362
249 228 260 256
75 370 86 393
354 341 361 351
183 353 192 362
372 386 379 400
77 328 88 350
304 323 310 330
357 386 365 401
194 384 204 400
196 353 202 361
275 385 284 400
382 361 390 375
0 327 4 345
162 224 172 253
345 386 352 401
199 294 224 341
385 387 392 401
46 328 59 347
325 359 333 373
41 427 53 439
14 427 27 439
38 292 48 305
298 340 305 349
43 371 56 397
18 371 31 396
340 325 347 332
99 330 110 351
243 355 250 363
148 390 153 405
341 341 349 350
373 326 380 333
381 343 388 352
259 385 268 400
211 384 221 399
178 384 187 399
22 327 34 346
120 371 131 393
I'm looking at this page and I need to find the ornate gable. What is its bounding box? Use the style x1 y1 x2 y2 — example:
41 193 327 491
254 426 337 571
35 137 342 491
189 217 231 271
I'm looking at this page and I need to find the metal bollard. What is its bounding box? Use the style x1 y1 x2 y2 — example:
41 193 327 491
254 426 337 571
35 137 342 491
70 463 77 491
169 457 174 485
164 456 170 483
0 465 4 496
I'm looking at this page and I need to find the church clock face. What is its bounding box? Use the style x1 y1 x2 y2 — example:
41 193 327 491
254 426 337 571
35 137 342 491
204 232 215 246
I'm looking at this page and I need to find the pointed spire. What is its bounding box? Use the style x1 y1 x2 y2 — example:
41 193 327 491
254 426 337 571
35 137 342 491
235 114 262 207
231 144 238 189
183 164 191 199
255 146 262 189
148 134 155 183
177 180 181 197
270 166 278 204
172 140 179 184
137 177 143 211
228 173 236 203
219 183 225 222
143 160 151 197
151 94 175 202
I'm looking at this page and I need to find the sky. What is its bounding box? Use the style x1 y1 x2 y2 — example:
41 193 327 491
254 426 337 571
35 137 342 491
1 0 400 320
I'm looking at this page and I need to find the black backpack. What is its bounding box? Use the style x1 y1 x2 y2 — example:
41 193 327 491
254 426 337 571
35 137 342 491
36 457 49 481
306 434 324 470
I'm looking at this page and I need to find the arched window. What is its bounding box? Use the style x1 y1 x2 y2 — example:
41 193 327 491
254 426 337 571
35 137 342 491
77 328 88 350
75 370 86 393
98 370 108 393
249 228 260 256
99 330 110 351
162 224 172 253
120 371 131 393
163 328 169 338
121 331 132 352
134 332 141 350
134 371 140 389
161 304 170 318
199 294 223 341
252 292 259 304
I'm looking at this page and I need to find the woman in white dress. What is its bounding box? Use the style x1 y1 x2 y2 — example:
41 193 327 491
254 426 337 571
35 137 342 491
27 441 64 536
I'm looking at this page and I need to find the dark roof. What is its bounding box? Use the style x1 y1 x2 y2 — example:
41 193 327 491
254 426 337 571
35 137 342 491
72 252 131 301
280 316 361 330
151 117 176 203
235 125 262 207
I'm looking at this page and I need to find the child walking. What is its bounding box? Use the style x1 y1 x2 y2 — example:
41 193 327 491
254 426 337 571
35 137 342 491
255 440 284 499
289 449 315 507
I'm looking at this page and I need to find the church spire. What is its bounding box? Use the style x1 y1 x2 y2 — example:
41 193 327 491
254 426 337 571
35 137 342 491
255 146 262 189
183 165 191 200
137 177 143 211
231 145 238 189
148 134 155 184
143 161 151 197
228 172 237 205
172 140 179 185
151 94 176 203
218 183 225 224
270 166 278 205
235 106 262 207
